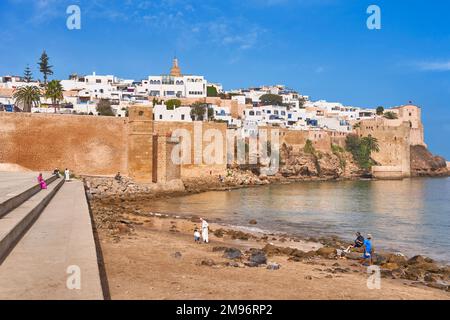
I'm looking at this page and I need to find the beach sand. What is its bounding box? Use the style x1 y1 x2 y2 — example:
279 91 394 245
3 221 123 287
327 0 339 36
96 213 450 300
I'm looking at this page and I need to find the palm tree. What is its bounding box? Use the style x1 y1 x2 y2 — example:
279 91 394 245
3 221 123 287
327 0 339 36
45 80 63 113
361 136 380 153
13 85 41 112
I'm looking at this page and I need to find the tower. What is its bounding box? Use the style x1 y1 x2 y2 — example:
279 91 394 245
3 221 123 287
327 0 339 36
170 58 182 77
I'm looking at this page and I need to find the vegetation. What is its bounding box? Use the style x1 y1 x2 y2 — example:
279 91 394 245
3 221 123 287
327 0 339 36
259 94 283 106
345 134 380 170
38 50 53 85
331 144 346 169
376 106 384 115
23 65 33 83
206 86 218 97
152 97 162 107
45 80 63 113
352 122 361 129
190 101 208 121
96 99 115 116
303 139 316 154
384 111 398 119
13 85 41 112
166 99 181 110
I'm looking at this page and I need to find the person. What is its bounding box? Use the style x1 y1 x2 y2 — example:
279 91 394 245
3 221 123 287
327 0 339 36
360 234 373 265
37 173 47 190
200 218 209 243
344 232 365 253
64 168 70 181
53 168 61 178
115 172 122 182
194 228 201 243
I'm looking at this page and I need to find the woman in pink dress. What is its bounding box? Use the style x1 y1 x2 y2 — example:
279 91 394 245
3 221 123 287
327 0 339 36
38 173 47 190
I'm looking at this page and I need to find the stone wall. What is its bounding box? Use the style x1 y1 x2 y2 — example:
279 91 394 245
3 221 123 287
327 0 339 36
0 112 128 176
358 118 412 177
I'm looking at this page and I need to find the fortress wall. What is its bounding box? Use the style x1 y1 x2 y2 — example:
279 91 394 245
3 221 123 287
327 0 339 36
358 118 411 177
0 112 128 176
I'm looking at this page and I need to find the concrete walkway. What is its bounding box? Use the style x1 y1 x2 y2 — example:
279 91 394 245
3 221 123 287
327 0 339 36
0 180 104 300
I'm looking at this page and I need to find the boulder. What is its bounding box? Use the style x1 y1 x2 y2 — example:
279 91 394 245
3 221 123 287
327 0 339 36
316 247 337 258
381 262 400 271
223 248 242 260
201 259 216 267
407 255 434 265
345 252 362 260
248 250 267 266
249 219 258 225
385 253 408 266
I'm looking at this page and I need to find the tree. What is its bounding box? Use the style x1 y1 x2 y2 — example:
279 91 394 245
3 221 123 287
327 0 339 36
384 111 398 119
96 99 115 116
361 135 380 153
45 80 63 113
206 86 218 97
190 101 207 121
13 85 41 112
345 134 380 170
23 65 33 83
259 94 283 106
376 106 384 115
207 106 214 120
165 99 181 110
38 50 53 84
303 139 315 154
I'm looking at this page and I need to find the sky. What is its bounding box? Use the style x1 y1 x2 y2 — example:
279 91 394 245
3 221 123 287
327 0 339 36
1 0 449 158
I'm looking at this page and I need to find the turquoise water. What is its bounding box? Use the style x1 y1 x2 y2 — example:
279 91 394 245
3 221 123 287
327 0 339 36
148 178 450 263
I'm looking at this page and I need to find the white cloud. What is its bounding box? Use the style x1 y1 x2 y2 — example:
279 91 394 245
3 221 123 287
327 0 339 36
416 61 450 71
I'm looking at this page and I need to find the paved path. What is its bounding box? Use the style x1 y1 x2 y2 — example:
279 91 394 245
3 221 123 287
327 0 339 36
0 180 104 300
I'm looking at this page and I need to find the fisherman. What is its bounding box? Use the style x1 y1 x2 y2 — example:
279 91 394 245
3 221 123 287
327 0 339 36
200 218 209 243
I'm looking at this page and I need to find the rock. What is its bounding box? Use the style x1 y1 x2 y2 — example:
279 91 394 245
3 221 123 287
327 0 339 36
345 252 362 260
332 263 340 267
407 255 434 265
262 244 295 256
225 261 241 268
385 253 408 266
304 275 313 280
212 246 228 252
249 219 258 225
381 262 400 271
325 275 333 279
266 263 281 270
424 273 437 283
249 250 267 266
403 267 423 281
201 259 216 267
223 248 242 260
426 282 449 291
213 229 225 238
172 252 182 259
316 247 337 258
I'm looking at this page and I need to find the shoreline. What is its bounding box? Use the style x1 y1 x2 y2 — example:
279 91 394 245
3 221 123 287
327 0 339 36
89 199 450 299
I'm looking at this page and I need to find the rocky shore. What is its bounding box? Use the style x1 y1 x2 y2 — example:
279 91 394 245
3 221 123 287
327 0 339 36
90 197 450 298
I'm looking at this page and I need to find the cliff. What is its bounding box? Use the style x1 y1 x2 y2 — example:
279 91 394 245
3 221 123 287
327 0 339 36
410 145 448 177
278 144 363 179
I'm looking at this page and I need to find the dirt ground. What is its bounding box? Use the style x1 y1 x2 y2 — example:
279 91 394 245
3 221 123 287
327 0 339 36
97 215 450 300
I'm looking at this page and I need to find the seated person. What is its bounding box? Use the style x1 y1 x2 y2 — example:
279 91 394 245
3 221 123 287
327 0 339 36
114 172 122 182
344 232 365 252
38 173 47 190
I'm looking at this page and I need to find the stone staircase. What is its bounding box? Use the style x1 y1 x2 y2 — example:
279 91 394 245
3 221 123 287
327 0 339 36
0 172 104 299
0 174 63 263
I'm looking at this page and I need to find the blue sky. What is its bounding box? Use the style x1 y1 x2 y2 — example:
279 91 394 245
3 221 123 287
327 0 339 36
1 0 449 158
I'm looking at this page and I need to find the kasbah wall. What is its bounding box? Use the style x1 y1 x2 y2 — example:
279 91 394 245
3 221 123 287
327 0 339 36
0 104 424 181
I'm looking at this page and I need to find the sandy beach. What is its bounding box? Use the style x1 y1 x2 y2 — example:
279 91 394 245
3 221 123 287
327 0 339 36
92 203 450 300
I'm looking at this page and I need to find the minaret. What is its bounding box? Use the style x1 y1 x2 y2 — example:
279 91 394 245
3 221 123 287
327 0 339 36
170 57 182 77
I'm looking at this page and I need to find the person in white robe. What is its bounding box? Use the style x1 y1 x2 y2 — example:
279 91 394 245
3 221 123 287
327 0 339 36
200 218 209 243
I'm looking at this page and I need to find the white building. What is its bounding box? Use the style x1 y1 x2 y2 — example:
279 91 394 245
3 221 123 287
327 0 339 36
153 104 192 122
138 59 207 98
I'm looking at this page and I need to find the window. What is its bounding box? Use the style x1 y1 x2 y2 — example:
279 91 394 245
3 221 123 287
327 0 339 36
96 79 101 83
159 115 162 120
